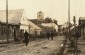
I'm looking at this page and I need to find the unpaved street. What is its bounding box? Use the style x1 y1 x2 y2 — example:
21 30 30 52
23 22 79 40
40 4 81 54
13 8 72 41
0 36 65 55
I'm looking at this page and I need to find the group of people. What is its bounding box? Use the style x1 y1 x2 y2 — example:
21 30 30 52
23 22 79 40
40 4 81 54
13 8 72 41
46 31 54 40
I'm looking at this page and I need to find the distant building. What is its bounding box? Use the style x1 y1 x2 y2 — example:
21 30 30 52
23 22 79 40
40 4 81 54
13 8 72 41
29 19 45 37
79 17 85 25
61 22 72 35
58 25 62 35
61 22 69 29
37 11 44 20
41 23 58 36
79 17 85 38
27 20 42 36
41 23 58 32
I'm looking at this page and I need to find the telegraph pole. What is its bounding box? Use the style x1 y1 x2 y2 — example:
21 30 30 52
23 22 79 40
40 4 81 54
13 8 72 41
6 0 9 43
68 0 70 39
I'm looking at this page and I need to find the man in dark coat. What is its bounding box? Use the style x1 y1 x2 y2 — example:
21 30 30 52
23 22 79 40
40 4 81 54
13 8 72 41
23 31 29 46
47 32 50 40
51 31 54 40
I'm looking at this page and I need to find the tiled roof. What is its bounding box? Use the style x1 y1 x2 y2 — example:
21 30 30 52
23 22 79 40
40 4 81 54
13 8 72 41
0 9 24 24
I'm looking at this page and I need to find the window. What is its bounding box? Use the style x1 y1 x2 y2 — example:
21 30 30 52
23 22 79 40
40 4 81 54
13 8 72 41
39 14 41 17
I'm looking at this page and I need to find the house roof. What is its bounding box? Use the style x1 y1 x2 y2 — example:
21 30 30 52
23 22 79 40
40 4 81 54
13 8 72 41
29 19 38 24
29 19 58 30
29 19 45 24
0 9 24 24
38 11 43 13
29 19 45 28
79 17 85 20
28 21 41 30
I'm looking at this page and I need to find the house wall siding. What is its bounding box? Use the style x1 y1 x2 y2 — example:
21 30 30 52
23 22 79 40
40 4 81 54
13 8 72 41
0 23 20 41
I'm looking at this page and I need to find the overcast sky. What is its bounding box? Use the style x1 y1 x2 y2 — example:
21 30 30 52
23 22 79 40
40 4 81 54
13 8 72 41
0 0 85 25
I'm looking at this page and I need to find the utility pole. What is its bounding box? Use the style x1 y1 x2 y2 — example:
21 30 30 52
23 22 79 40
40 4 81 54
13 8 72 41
6 0 9 43
68 0 71 40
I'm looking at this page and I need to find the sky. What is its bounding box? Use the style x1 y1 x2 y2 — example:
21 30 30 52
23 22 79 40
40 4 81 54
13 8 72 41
0 0 85 25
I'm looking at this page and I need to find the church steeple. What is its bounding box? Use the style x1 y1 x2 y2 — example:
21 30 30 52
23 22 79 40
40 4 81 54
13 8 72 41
37 11 44 20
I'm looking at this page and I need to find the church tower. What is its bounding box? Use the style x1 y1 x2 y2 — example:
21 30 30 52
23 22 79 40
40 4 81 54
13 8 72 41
37 11 44 20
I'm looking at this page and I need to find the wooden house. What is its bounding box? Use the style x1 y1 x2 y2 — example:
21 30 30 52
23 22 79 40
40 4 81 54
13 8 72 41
0 9 29 41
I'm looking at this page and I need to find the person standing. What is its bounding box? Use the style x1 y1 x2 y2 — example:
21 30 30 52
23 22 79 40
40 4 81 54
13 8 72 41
47 32 50 40
23 31 29 46
51 31 54 40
